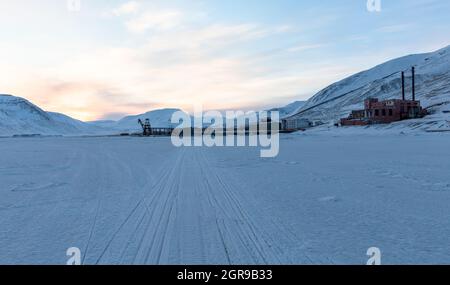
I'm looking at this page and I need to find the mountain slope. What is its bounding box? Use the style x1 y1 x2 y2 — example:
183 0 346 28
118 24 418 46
90 108 189 132
47 112 105 134
269 101 306 118
0 94 103 136
289 45 450 130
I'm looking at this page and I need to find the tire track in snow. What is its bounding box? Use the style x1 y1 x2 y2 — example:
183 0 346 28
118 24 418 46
92 148 161 264
201 151 318 264
195 149 282 264
128 147 286 264
93 148 183 264
87 145 302 264
130 149 185 264
83 142 157 264
147 150 184 264
82 145 109 264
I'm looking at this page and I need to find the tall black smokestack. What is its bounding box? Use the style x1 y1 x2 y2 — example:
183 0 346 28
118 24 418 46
412 66 416 101
401 71 405 100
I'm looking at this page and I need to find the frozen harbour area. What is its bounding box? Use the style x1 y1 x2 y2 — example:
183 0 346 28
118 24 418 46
0 133 450 265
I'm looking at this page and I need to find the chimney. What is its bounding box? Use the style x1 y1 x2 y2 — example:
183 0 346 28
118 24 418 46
412 66 416 101
401 71 405 100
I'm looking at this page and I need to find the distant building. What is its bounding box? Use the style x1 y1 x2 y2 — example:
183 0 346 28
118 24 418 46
341 67 427 126
314 121 325 127
281 118 312 131
341 98 426 126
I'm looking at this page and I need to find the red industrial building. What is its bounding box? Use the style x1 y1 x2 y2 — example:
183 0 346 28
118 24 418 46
341 67 427 126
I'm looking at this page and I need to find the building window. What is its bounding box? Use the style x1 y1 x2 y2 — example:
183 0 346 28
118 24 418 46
382 109 386 116
375 109 379 116
389 109 393 116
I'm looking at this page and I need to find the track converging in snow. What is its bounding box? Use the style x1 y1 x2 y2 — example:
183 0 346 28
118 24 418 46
1 133 450 264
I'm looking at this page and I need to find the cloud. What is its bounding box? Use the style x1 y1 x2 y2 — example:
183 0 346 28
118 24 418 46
376 24 412 34
6 1 416 121
125 10 182 33
140 23 286 54
288 43 328 53
112 1 140 16
0 2 353 122
2 18 316 121
98 112 134 121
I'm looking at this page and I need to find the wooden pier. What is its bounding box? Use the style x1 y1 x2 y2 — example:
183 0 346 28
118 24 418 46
151 128 174 136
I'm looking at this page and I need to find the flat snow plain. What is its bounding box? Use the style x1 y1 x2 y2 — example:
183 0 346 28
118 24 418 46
0 133 449 264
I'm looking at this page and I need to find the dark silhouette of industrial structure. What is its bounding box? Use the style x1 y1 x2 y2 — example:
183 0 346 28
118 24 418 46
136 119 174 136
138 119 152 136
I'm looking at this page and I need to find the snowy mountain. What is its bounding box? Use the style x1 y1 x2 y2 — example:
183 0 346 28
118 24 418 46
0 94 103 136
288 45 450 131
90 108 189 133
4 45 449 136
269 101 306 118
86 120 117 129
0 94 188 136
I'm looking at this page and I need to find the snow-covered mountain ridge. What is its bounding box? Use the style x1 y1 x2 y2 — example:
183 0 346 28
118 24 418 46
0 94 187 136
0 94 104 136
89 108 188 133
288 45 450 131
269 101 306 118
2 45 450 136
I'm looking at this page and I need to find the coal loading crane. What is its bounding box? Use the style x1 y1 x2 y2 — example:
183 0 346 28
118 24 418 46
138 119 152 136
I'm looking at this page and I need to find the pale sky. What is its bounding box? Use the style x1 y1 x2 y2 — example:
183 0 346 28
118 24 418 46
0 0 449 121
